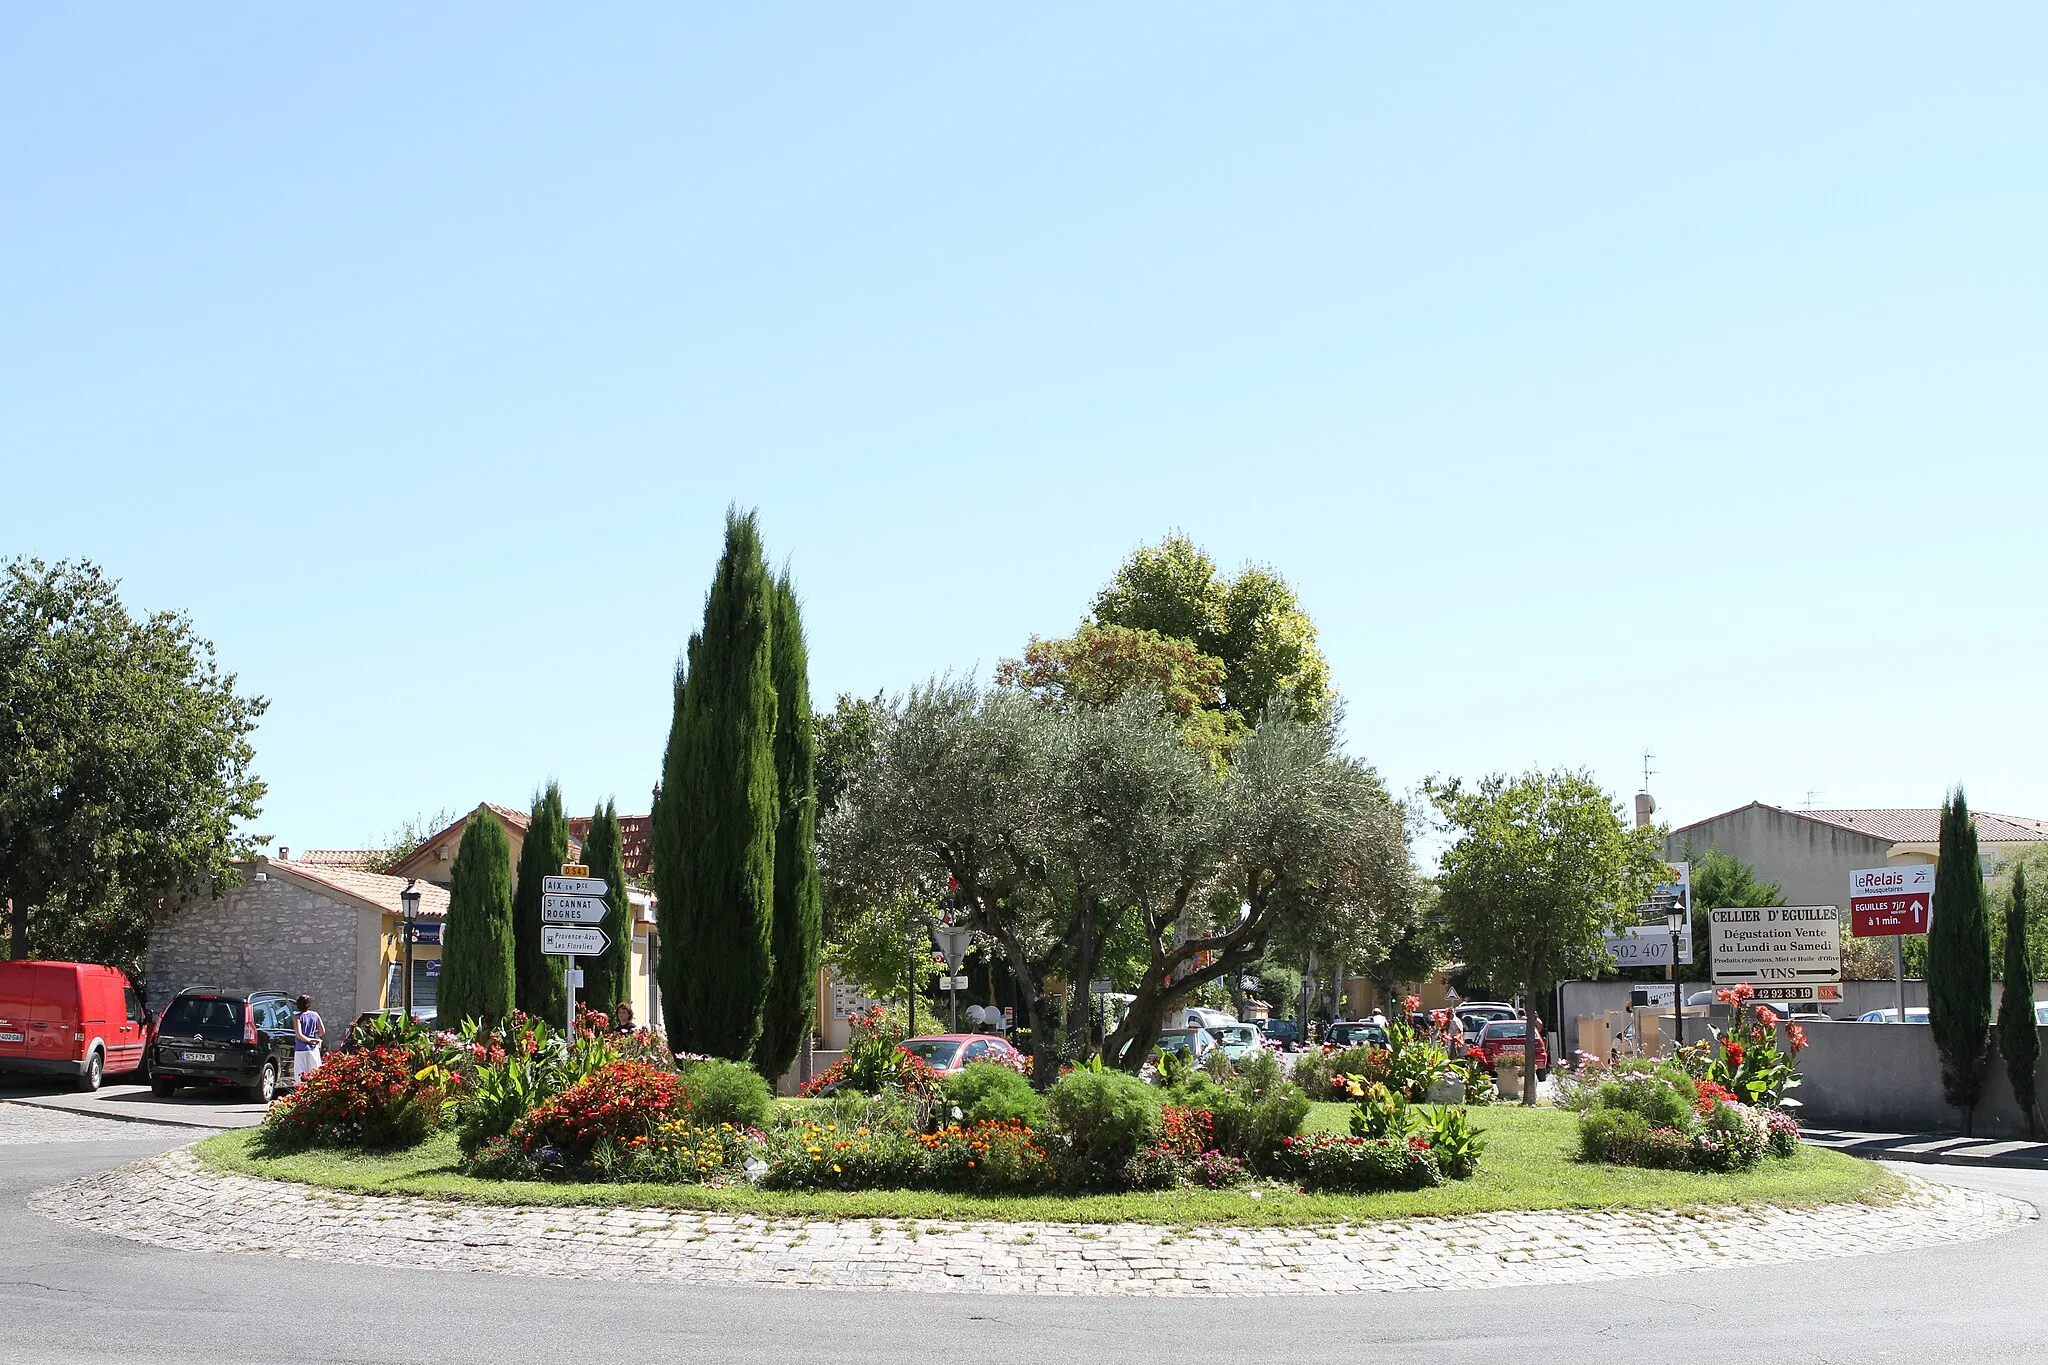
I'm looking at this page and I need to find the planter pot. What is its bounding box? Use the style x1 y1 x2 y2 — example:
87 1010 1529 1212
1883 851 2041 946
1426 1077 1467 1105
1496 1065 1524 1096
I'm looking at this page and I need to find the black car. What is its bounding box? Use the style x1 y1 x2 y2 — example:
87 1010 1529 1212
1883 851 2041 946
1259 1019 1302 1045
150 989 300 1102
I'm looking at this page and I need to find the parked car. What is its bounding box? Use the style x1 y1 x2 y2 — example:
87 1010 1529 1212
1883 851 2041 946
1181 1007 1238 1032
1454 1003 1518 1046
1210 1022 1264 1063
1855 1008 1930 1024
1475 1019 1549 1079
0 960 153 1091
1258 1018 1303 1046
1326 1020 1389 1048
897 1034 1029 1077
1153 1026 1218 1060
150 988 302 1101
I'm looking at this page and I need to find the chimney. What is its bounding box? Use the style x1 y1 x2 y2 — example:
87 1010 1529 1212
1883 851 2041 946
279 846 290 861
1633 794 1656 829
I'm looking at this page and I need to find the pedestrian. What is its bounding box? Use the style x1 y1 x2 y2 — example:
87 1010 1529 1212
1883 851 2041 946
613 1001 635 1034
293 994 324 1083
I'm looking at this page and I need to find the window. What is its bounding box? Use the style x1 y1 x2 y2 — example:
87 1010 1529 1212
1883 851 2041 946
159 997 243 1041
961 1040 992 1063
124 988 149 1026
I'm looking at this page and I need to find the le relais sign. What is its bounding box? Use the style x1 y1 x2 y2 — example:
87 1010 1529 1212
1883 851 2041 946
1849 864 1933 937
1709 904 1844 1004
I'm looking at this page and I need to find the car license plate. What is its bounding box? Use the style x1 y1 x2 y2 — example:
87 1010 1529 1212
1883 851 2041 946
0 1032 20 1043
180 1051 217 1063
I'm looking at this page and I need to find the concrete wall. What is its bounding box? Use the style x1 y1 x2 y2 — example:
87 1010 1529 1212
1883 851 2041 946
147 877 365 1020
1560 978 2048 1055
1795 1022 2048 1136
1663 804 1900 912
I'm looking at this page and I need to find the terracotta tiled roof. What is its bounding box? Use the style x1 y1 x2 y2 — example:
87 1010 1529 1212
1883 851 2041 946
265 859 452 919
564 814 654 879
1795 807 2048 844
482 803 531 833
295 849 381 869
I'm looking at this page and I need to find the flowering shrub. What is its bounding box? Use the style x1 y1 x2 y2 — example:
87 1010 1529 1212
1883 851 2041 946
756 1117 926 1190
618 1119 754 1184
1575 1062 1782 1173
1279 1133 1443 1192
1694 986 1807 1109
264 1044 453 1149
1763 1107 1801 1158
800 1007 941 1110
1189 1149 1250 1188
1158 1104 1215 1158
918 1120 1055 1192
516 1060 683 1168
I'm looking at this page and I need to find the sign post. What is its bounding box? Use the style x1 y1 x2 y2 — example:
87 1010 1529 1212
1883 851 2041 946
1850 865 1933 1023
1709 904 1844 1005
542 866 608 1040
935 924 971 1033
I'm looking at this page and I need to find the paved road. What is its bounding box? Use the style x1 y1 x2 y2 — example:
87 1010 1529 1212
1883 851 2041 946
2 1122 2045 1364
0 1078 266 1130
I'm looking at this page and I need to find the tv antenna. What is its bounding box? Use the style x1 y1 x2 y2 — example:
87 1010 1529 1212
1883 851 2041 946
1640 749 1656 794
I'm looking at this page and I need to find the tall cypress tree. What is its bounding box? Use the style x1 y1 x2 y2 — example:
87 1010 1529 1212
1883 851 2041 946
653 510 778 1059
2000 867 2040 1137
754 572 822 1083
512 782 570 1020
1929 788 1993 1132
581 800 633 1019
436 810 515 1027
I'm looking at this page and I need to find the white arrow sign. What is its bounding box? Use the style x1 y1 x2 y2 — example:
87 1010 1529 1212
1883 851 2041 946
541 925 610 957
543 875 608 897
542 894 608 924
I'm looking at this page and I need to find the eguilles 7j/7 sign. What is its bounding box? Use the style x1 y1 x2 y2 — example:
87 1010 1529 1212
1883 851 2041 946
1849 864 1933 938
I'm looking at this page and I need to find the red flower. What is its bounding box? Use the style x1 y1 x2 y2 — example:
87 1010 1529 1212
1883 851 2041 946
1723 1041 1746 1069
1788 1024 1808 1054
1755 1006 1778 1027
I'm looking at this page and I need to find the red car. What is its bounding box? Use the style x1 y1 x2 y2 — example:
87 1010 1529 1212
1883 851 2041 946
0 960 154 1091
1475 1019 1550 1080
898 1034 1028 1076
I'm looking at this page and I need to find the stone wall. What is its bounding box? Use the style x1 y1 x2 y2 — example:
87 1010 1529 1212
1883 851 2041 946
147 876 365 1019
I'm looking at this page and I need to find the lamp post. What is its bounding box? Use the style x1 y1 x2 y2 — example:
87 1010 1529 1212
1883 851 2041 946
1666 906 1687 1048
400 880 422 1019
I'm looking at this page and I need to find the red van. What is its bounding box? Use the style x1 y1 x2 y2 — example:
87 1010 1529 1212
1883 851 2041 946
0 961 154 1091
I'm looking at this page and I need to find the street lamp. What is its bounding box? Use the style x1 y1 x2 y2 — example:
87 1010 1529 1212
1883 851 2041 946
400 880 422 1019
1666 906 1687 1048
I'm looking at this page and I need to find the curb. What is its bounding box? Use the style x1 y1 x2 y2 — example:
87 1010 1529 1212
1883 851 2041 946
3 1096 231 1133
1802 1134 2048 1173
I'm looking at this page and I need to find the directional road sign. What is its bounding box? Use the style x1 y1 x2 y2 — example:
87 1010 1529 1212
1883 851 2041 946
1849 865 1933 937
542 894 608 925
541 925 610 957
543 875 608 898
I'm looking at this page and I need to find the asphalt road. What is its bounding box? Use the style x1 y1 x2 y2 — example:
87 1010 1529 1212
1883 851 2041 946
3 1128 2044 1365
0 1078 267 1130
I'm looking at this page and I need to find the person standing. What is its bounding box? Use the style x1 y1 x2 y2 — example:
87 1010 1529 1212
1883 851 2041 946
292 994 324 1084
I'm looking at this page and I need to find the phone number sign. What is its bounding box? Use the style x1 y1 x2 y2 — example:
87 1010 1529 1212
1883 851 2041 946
1849 865 1933 938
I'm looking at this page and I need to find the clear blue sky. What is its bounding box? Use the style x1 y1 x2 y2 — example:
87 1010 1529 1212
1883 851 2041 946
5 6 2043 853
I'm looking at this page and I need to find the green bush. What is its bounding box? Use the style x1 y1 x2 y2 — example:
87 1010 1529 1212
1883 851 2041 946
1348 1083 1416 1140
941 1061 1047 1129
679 1058 773 1130
1278 1133 1443 1192
1047 1068 1161 1187
1593 1070 1695 1129
1421 1105 1486 1179
1578 1106 1652 1163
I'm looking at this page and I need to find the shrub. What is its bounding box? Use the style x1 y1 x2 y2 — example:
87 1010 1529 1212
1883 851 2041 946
516 1060 684 1168
263 1045 452 1150
918 1120 1056 1193
1593 1069 1696 1130
1420 1105 1486 1179
1047 1068 1161 1188
757 1116 926 1190
678 1058 773 1130
1348 1083 1416 1140
1189 1149 1250 1188
1764 1107 1801 1158
1279 1133 1442 1192
1578 1106 1652 1164
941 1060 1047 1129
1691 1102 1770 1172
618 1118 750 1183
1239 1084 1311 1166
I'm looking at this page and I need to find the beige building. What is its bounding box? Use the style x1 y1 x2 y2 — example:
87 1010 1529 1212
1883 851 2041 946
1664 802 2048 907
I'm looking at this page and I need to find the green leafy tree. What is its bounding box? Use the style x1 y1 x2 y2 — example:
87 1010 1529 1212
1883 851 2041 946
1929 789 1994 1132
997 622 1245 760
755 573 822 1083
362 808 457 875
1677 846 1785 980
2000 867 2040 1137
1 559 268 975
436 810 515 1026
1091 533 1333 726
1428 770 1666 1104
511 783 569 1019
579 801 632 1017
1989 844 2048 979
653 510 778 1060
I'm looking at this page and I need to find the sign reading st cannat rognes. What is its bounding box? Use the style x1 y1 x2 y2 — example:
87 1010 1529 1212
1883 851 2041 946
540 893 607 925
1709 904 1843 1004
1849 864 1932 938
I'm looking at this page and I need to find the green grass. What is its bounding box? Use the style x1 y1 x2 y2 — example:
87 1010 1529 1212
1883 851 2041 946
198 1101 1896 1228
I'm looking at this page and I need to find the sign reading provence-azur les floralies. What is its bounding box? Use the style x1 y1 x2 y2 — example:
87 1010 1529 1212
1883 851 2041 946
1709 904 1844 1004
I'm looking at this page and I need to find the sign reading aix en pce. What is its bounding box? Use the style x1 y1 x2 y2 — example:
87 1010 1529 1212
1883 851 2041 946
1849 864 1933 938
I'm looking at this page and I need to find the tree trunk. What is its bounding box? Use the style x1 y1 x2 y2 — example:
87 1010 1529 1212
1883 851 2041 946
1522 973 1540 1106
1065 891 1096 1064
9 897 27 961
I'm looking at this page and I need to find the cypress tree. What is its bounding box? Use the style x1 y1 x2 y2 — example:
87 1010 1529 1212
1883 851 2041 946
754 572 822 1083
653 510 778 1059
2000 867 2040 1136
580 800 633 1019
436 810 515 1027
1929 788 1993 1132
512 782 570 1020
